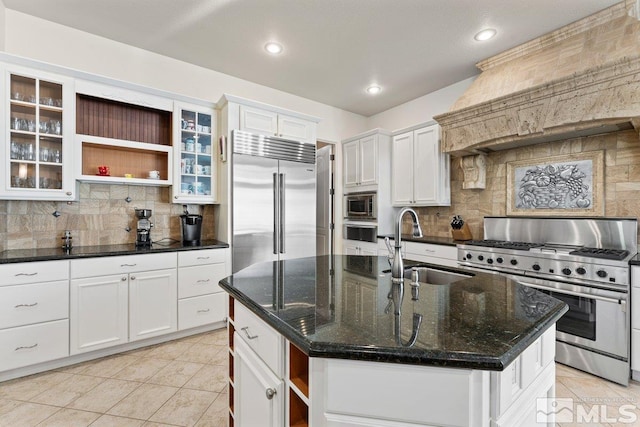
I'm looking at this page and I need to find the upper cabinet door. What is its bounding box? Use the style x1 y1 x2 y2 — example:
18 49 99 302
413 125 439 204
277 114 315 144
1 64 76 201
391 131 414 205
239 105 278 137
358 135 377 187
343 140 359 188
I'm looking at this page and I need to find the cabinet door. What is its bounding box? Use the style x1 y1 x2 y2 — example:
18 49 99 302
343 140 359 188
239 105 278 137
343 241 359 255
70 274 128 355
1 64 76 201
172 102 217 204
413 125 440 204
277 114 315 144
392 131 414 205
129 268 177 341
235 335 284 427
358 135 378 186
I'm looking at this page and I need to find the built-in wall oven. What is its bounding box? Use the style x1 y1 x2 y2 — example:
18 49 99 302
457 216 637 386
343 222 377 243
344 192 376 220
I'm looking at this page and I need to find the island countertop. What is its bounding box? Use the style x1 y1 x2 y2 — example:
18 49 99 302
219 255 567 371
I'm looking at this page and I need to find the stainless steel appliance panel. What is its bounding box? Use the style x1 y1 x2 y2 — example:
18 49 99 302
343 223 378 243
279 159 316 261
232 154 279 273
344 192 376 220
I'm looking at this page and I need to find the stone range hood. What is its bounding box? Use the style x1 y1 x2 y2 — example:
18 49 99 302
434 0 640 161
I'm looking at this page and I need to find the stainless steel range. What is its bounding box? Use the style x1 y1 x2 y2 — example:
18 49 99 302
458 217 638 385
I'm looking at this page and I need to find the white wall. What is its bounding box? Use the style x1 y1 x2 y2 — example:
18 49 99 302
0 0 6 51
4 10 368 143
366 76 476 132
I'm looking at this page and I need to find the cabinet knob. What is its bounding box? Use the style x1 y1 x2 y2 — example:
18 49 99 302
66 192 72 196
265 388 277 400
121 277 127 281
130 276 136 280
175 196 179 199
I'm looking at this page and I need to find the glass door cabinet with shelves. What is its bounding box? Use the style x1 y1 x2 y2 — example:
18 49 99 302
172 103 217 204
1 64 76 200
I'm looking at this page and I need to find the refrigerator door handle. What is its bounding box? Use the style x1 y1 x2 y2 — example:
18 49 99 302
273 172 279 255
279 173 286 254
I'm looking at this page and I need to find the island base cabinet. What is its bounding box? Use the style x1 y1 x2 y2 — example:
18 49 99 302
234 334 284 427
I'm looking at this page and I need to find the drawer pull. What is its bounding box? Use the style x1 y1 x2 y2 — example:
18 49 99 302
241 327 258 340
15 272 38 277
265 388 277 400
14 302 38 308
120 263 137 267
196 256 210 260
130 276 136 280
15 343 38 351
196 279 211 283
197 309 211 313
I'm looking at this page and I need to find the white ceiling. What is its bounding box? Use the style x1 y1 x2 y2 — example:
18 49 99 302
3 0 621 116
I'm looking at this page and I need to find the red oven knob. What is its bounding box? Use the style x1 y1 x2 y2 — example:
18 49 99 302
597 269 608 278
562 268 572 276
532 263 541 271
576 267 587 275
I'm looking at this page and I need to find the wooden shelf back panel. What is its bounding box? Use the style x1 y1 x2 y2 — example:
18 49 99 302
289 388 309 427
229 352 234 382
229 296 235 321
77 94 171 145
82 143 168 178
289 343 309 398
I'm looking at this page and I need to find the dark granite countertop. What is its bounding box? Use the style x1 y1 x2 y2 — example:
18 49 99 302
220 255 567 371
629 255 640 265
378 234 458 246
0 239 229 264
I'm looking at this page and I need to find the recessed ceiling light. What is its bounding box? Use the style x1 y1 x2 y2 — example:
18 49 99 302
264 42 283 54
474 28 497 41
366 85 381 95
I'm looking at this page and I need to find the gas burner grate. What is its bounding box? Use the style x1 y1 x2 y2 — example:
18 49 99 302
465 240 541 251
569 247 630 260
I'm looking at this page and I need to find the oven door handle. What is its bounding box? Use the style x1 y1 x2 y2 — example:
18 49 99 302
518 281 627 309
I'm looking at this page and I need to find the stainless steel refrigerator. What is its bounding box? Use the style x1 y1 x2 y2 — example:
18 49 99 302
232 130 316 273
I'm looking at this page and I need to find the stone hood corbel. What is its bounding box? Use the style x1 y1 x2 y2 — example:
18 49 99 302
434 0 640 157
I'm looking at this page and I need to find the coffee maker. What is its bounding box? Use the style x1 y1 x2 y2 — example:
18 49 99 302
134 208 153 247
180 206 202 246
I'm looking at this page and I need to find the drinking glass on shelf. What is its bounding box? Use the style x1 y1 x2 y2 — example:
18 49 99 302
54 150 61 163
40 147 49 162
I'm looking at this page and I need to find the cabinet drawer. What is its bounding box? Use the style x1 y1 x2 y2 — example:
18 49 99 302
71 252 177 278
0 261 69 286
178 264 226 299
0 319 69 372
404 242 458 267
234 301 284 377
0 281 69 329
178 248 228 267
179 293 226 330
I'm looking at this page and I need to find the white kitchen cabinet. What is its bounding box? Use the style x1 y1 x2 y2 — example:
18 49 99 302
234 334 284 427
343 239 377 256
392 123 450 206
129 269 178 342
172 102 217 204
404 241 458 268
177 248 229 330
342 132 384 190
0 63 76 201
0 260 70 372
239 104 316 144
70 253 178 354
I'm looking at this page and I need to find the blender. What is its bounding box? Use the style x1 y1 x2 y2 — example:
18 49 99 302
134 208 153 247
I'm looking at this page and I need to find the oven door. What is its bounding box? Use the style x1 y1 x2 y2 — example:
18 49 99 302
514 278 628 359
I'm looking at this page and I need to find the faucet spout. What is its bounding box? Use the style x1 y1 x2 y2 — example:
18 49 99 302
391 208 423 285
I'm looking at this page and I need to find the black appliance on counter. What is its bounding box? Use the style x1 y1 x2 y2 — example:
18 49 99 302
180 208 203 246
134 208 153 247
458 216 638 386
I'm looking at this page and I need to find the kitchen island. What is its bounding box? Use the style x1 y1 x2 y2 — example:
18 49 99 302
219 255 567 427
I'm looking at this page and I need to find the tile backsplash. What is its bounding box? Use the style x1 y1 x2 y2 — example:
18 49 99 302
0 183 217 251
405 129 640 241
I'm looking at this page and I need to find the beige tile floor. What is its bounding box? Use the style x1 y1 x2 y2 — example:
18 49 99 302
2 330 640 427
0 329 229 427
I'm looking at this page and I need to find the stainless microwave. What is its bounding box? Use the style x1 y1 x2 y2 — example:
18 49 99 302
344 192 376 220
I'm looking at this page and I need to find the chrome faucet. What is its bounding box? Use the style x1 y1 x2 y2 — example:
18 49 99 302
391 208 423 285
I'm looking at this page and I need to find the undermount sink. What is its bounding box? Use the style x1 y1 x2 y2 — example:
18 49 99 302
402 266 472 285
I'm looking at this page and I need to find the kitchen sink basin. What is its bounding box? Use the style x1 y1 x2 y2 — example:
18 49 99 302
403 266 472 285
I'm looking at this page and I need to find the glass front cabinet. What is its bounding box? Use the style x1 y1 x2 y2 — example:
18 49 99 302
1 64 76 200
172 103 217 204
